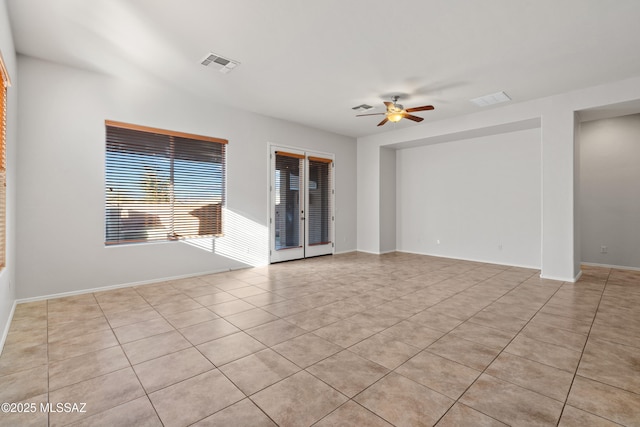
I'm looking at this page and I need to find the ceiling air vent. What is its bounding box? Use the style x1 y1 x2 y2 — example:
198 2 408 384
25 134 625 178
471 91 511 107
201 52 240 74
352 104 373 112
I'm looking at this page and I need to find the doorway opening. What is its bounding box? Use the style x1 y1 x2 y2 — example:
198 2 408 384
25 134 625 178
578 108 640 271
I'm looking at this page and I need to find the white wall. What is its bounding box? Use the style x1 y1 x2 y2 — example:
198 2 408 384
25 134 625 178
540 105 577 281
15 55 357 299
396 129 541 268
0 0 17 349
356 140 379 253
358 75 640 281
574 113 581 275
580 114 640 269
379 148 396 253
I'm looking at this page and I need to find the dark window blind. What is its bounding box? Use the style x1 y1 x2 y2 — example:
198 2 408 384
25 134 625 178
307 157 332 246
105 121 226 245
274 151 304 250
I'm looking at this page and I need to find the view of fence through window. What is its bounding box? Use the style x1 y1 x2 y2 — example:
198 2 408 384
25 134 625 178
105 121 227 245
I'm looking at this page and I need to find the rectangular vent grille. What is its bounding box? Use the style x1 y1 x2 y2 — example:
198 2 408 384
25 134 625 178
213 57 230 66
470 91 511 107
352 104 373 112
201 52 239 74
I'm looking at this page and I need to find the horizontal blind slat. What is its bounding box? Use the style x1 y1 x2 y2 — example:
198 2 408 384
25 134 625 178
105 122 226 244
0 63 7 268
307 159 332 246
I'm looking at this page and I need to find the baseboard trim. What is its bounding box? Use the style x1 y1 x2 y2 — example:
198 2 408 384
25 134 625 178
333 249 357 255
15 267 235 304
539 270 582 283
582 262 640 272
396 250 541 271
0 300 17 357
355 249 384 255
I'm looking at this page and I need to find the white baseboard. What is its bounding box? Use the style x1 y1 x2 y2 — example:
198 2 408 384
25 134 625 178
539 270 582 283
396 250 541 271
354 250 397 255
354 249 384 255
333 249 357 255
582 262 640 272
16 267 233 304
0 300 17 357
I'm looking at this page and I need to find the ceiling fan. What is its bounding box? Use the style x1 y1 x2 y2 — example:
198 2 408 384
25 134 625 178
357 96 435 126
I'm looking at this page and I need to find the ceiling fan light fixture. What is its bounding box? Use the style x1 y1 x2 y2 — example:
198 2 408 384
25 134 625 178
387 112 404 122
387 102 405 122
356 96 434 126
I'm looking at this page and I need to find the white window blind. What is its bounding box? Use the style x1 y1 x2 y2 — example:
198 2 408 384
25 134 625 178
105 121 227 245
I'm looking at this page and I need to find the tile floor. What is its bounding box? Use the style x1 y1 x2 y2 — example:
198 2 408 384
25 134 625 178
0 252 639 426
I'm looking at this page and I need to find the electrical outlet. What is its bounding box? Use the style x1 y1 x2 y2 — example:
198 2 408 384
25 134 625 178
436 239 440 245
600 245 608 254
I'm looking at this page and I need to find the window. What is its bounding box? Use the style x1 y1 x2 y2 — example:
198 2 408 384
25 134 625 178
0 52 11 269
105 121 227 245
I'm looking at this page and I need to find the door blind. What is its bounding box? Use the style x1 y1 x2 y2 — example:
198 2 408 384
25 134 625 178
274 151 303 250
307 157 332 246
105 121 227 245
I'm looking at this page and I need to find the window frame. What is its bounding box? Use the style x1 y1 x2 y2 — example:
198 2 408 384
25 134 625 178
104 120 227 246
0 51 11 269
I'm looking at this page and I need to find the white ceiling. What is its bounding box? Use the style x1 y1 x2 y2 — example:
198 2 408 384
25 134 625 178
7 0 640 138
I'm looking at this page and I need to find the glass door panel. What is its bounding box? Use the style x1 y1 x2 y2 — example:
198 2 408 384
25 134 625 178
271 149 305 262
270 147 334 262
305 155 333 257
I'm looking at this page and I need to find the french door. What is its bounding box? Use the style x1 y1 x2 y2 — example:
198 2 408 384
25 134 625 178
270 146 334 263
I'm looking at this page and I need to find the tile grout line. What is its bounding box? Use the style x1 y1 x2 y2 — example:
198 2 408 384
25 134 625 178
138 273 275 426
555 268 617 426
11 257 631 427
186 273 286 426
307 263 522 354
430 273 570 426
120 273 275 425
307 265 538 427
227 262 487 426
100 287 165 426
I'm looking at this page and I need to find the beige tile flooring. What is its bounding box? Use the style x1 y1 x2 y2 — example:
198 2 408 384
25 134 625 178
0 252 639 426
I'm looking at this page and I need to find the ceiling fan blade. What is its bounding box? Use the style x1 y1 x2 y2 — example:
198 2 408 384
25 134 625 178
377 118 389 126
356 113 386 117
383 101 393 109
405 105 435 113
404 114 424 122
